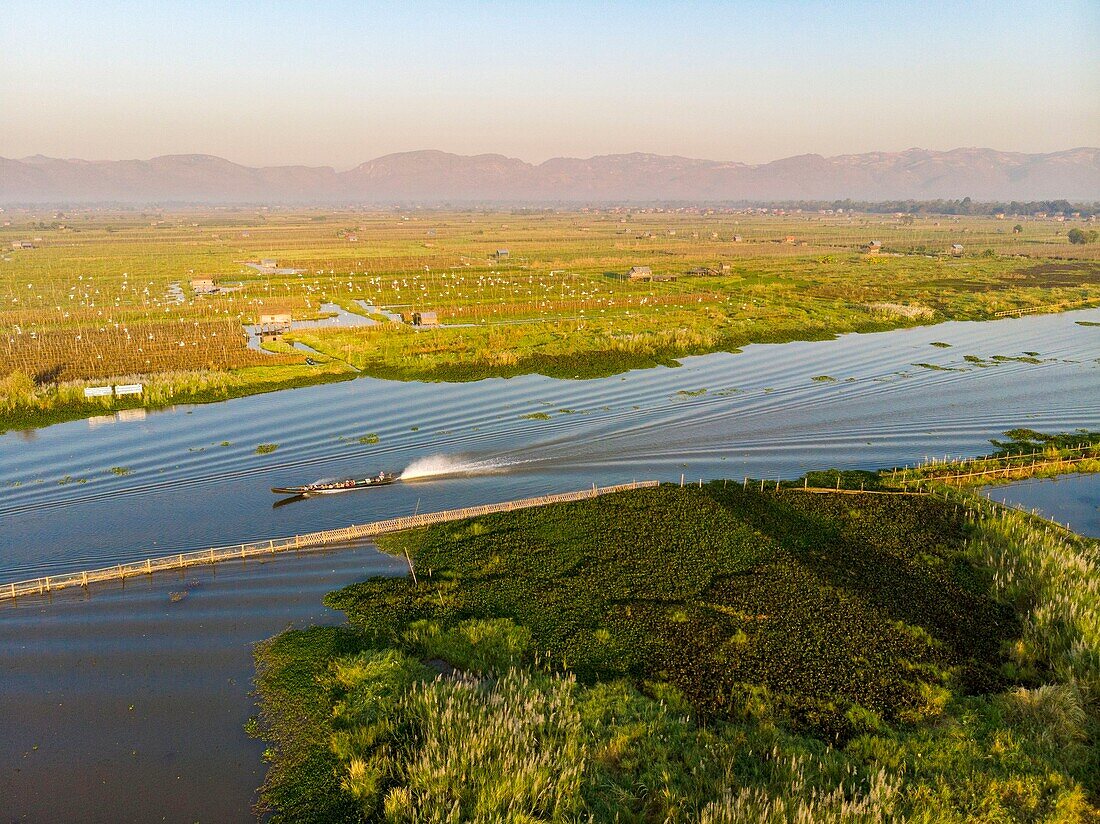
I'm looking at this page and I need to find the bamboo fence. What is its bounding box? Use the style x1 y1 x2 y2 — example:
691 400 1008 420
2 480 658 602
992 298 1098 318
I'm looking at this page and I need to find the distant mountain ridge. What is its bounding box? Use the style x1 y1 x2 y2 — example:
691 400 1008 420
2 147 1097 204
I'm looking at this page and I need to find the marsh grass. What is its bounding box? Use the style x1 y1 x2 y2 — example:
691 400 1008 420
254 478 1099 821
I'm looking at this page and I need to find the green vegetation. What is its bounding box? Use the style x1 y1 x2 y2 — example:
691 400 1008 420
253 477 1098 821
0 362 354 434
1067 228 1098 245
109 466 132 476
255 443 280 455
893 429 1100 488
521 411 552 420
3 210 1097 431
357 434 380 445
911 362 959 371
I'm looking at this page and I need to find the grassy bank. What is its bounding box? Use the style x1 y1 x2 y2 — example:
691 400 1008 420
890 429 1100 489
0 361 354 433
252 480 1099 822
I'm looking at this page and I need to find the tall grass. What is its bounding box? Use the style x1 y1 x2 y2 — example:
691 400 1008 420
953 488 1100 690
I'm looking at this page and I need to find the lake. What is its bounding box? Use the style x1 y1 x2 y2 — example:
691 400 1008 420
1 308 1097 822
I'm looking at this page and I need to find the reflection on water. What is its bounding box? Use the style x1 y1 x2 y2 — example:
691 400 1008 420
984 473 1100 537
0 545 406 823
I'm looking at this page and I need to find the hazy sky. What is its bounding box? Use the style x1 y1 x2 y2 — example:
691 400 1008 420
2 0 1097 167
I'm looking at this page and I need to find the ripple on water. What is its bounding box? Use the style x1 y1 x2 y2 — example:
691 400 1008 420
1 308 1098 579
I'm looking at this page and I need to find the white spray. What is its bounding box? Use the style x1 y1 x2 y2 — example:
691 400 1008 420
399 454 533 481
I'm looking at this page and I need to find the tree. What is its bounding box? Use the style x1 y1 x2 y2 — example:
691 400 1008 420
1012 224 1023 234
1067 228 1098 245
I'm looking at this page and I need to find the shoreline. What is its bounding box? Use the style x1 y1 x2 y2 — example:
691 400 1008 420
6 304 1096 436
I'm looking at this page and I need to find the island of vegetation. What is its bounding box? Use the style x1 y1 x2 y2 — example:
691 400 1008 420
251 432 1099 822
2 209 1098 432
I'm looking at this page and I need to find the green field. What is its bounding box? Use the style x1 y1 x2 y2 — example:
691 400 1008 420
2 209 1098 428
252 474 1099 822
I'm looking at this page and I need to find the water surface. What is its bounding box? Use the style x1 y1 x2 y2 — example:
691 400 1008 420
984 473 1100 537
0 545 406 823
2 308 1097 581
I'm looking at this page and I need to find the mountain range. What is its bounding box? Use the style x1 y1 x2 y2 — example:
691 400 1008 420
2 147 1097 204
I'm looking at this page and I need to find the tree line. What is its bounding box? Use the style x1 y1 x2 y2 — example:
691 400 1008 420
755 198 1098 217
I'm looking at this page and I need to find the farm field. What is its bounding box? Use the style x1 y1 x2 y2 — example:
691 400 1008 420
2 208 1098 427
252 473 1099 822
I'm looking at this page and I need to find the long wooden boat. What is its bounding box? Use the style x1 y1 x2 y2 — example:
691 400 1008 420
272 471 396 495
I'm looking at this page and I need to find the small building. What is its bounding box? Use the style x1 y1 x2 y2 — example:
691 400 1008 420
411 311 439 327
494 249 510 260
784 235 796 244
257 312 292 339
190 277 218 294
864 240 882 254
11 241 36 250
732 235 743 242
950 244 964 256
260 258 278 268
628 266 677 282
259 312 292 327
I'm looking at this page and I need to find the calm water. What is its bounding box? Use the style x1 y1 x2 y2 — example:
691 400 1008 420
1 309 1098 822
0 546 406 823
985 473 1100 537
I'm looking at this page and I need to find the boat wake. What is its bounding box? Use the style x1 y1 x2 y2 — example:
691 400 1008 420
399 454 534 481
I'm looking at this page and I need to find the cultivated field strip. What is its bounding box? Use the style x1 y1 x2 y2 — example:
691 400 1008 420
0 481 658 601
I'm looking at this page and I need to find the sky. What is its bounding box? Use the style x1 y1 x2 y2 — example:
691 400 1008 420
1 0 1097 168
